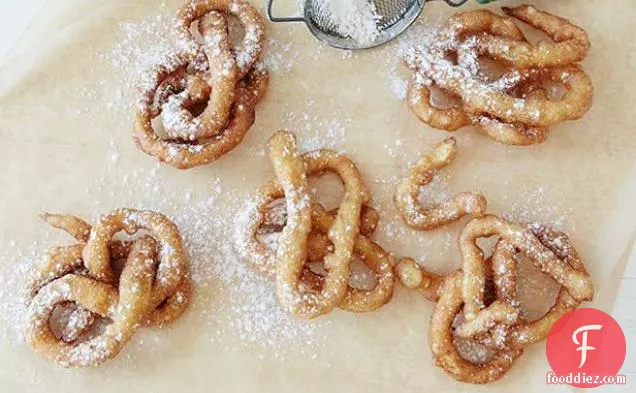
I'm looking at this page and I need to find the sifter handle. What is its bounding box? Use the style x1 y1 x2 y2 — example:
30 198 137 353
267 0 305 23
443 0 497 5
442 0 469 6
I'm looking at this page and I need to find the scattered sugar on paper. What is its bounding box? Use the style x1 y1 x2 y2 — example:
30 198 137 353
369 173 456 275
0 164 330 363
265 98 350 153
108 139 120 163
0 1 577 369
102 9 175 88
264 37 298 76
107 171 330 359
0 243 38 343
503 186 572 229
377 19 443 100
417 170 451 206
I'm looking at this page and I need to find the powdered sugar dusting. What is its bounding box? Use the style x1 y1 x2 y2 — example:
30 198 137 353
379 19 443 100
417 170 451 206
0 243 36 344
320 0 380 46
503 187 572 229
272 99 350 152
1 164 330 362
112 172 330 358
102 9 176 90
263 38 298 76
0 0 584 371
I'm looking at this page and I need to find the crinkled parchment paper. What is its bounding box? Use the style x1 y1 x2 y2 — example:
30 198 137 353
0 0 634 392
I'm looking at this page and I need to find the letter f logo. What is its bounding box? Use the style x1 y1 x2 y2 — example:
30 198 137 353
572 324 602 368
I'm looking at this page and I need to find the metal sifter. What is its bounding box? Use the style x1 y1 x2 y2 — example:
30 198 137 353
266 0 497 50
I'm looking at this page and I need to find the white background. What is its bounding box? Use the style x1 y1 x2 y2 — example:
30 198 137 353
0 0 632 390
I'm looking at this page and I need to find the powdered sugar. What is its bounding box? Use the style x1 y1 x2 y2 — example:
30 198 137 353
319 0 381 46
106 173 330 358
378 19 443 100
417 170 451 206
108 139 121 163
102 10 176 92
0 0 580 370
276 99 350 152
263 38 298 76
0 164 330 362
0 243 37 344
503 186 572 229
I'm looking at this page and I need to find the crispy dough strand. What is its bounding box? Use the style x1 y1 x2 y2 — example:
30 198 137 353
26 209 191 368
234 181 284 274
134 61 269 170
429 272 524 384
161 12 238 140
491 225 591 345
175 0 265 79
26 237 157 367
302 205 393 312
407 8 552 145
458 215 593 324
394 137 487 230
26 245 85 300
438 9 526 43
394 258 443 302
407 83 471 131
428 218 594 383
39 213 91 242
235 134 394 315
410 46 593 127
134 0 268 169
302 151 364 304
475 5 591 67
259 203 379 238
266 132 314 317
460 65 593 127
271 138 366 318
408 9 524 134
236 192 393 312
405 6 594 142
475 84 549 145
82 209 190 325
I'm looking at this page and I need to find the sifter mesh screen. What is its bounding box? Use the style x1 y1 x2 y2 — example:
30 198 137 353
305 0 422 38
267 0 468 49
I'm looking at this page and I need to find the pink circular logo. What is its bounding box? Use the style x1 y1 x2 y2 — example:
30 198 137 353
546 308 626 388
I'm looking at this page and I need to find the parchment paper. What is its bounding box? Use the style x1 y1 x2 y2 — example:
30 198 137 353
0 0 635 392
